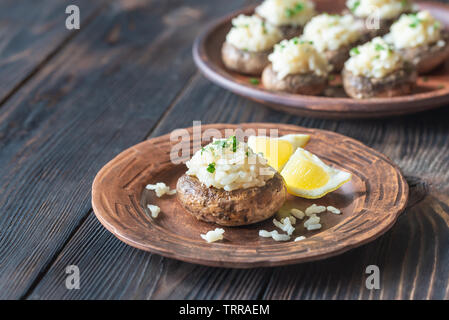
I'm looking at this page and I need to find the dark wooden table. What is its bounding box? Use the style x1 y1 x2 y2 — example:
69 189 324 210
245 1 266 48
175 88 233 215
0 0 448 300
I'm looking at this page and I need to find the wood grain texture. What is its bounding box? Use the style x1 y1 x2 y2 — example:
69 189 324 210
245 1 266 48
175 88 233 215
193 0 449 118
91 123 408 267
2 0 448 300
0 0 249 299
0 0 103 103
30 74 449 299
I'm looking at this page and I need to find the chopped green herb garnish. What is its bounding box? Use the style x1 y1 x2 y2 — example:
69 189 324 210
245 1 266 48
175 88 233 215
351 0 360 12
246 151 249 157
285 2 304 17
422 76 429 82
201 147 205 155
292 37 299 44
207 162 216 173
375 43 385 51
249 78 260 85
350 47 360 55
401 0 408 7
409 14 422 28
232 135 237 152
437 84 444 89
328 74 335 81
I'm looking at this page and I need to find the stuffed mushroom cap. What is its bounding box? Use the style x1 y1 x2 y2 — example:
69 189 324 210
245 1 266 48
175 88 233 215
222 14 282 75
346 0 414 40
343 37 417 98
262 37 330 94
177 136 286 226
255 0 316 35
386 10 449 73
301 13 362 72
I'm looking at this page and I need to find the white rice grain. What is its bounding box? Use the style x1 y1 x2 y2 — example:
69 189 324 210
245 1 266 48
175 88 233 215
327 205 341 214
306 223 322 231
290 208 305 219
305 204 326 216
200 228 225 243
147 204 160 218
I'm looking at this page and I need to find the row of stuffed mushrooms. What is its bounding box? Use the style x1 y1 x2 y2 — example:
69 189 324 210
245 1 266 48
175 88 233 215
221 0 449 99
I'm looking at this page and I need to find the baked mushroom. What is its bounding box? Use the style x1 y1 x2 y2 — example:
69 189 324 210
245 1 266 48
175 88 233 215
346 0 414 41
301 13 363 72
177 136 286 226
262 38 331 94
385 10 449 74
255 0 316 39
222 14 282 75
342 37 417 98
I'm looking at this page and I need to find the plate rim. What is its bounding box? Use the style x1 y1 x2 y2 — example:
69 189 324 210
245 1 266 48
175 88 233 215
192 1 449 119
92 123 409 268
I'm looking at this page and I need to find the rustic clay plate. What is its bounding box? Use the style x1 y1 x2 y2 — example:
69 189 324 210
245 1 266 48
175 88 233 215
193 0 449 119
92 123 408 268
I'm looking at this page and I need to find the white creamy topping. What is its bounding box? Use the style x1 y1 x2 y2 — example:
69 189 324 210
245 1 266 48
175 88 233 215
255 0 316 27
347 0 412 19
225 14 282 52
186 136 275 191
388 11 443 49
302 14 362 52
344 37 404 78
268 38 331 79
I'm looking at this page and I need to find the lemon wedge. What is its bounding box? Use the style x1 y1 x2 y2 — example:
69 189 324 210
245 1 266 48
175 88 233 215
280 148 351 199
247 134 310 171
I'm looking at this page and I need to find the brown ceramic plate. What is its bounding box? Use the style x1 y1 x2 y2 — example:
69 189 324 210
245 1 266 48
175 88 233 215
193 0 449 119
92 123 408 268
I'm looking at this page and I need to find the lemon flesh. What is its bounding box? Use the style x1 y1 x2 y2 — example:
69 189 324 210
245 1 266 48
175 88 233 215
281 148 351 199
247 134 310 171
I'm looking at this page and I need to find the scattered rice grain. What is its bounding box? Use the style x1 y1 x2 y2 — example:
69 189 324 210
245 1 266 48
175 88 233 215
327 205 341 214
306 223 322 231
200 228 225 243
147 204 160 218
290 208 305 219
305 204 326 216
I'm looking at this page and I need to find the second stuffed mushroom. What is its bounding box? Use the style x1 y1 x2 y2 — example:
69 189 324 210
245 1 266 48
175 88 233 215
222 14 283 75
262 37 331 95
342 37 417 99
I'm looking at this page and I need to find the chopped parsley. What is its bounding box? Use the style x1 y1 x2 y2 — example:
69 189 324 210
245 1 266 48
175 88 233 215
249 78 260 85
201 147 205 155
422 76 429 82
207 162 216 173
409 14 421 28
261 21 267 34
437 84 444 89
350 0 360 12
232 135 237 152
375 43 385 51
246 151 249 157
285 2 304 17
350 47 360 55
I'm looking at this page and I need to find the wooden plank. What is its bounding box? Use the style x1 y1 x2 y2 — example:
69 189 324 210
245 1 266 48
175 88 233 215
0 0 249 299
0 0 103 103
29 73 449 299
